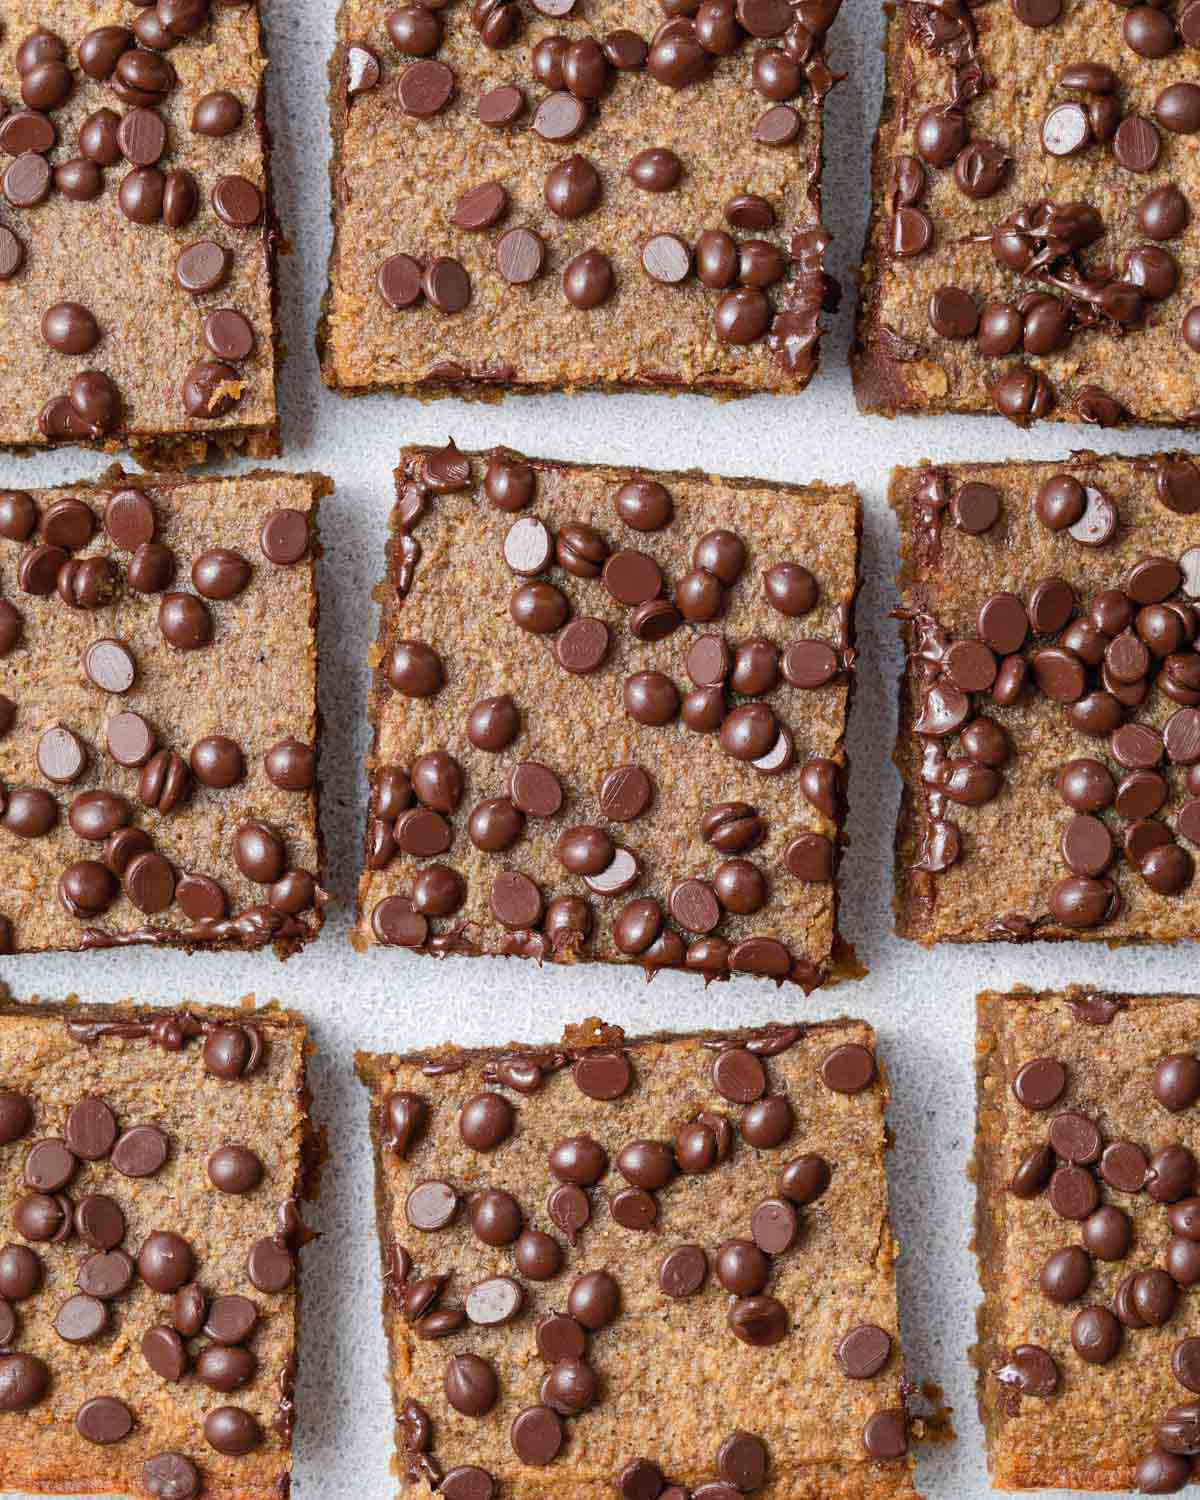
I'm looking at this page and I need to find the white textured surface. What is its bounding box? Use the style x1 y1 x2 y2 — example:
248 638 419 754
3 0 1199 1497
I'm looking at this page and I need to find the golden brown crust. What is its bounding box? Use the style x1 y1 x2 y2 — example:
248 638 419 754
357 1017 922 1500
851 7 928 418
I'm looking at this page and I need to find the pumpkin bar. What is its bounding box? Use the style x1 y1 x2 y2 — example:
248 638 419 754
854 0 1200 427
320 0 842 399
975 987 1200 1492
892 452 1200 945
0 466 327 956
0 0 280 467
358 1016 922 1500
354 442 860 988
0 997 317 1500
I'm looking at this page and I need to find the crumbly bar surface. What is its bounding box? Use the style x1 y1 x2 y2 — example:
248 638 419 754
0 0 279 467
974 988 1200 1492
0 998 316 1500
354 443 859 987
320 0 840 399
0 467 326 956
357 1016 921 1500
893 453 1200 946
855 0 1200 428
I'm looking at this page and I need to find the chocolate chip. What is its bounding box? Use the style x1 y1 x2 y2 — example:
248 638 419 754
157 591 211 650
521 1313 580 1372
377 253 426 310
138 1231 193 1292
1060 815 1113 877
441 1469 495 1500
444 1352 499 1417
533 89 587 143
195 1343 257 1393
830 1323 893 1384
63 1097 116 1162
0 1242 43 1298
234 820 285 883
1040 1245 1092 1304
1067 1305 1123 1366
567 1269 619 1328
567 1051 629 1102
511 1405 564 1466
1042 100 1090 155
1096 1141 1148 1196
820 1043 876 1094
563 248 613 308
1115 113 1162 171
0 1352 49 1411
544 154 600 219
611 1186 657 1230
204 1406 262 1457
207 1144 263 1195
1174 1337 1200 1395
642 232 691 283
143 1454 201 1500
497 227 545 284
459 1092 514 1152
1057 758 1116 812
76 1394 133 1445
629 147 682 192
398 57 455 116
708 1047 763 1104
478 84 524 126
246 1237 293 1293
424 257 471 313
1156 1053 1200 1111
447 184 507 239
713 1432 767 1492
728 1294 788 1347
617 1459 664 1500
511 1228 561 1280
1149 1145 1199 1203
1157 82 1200 132
751 1197 797 1253
104 1128 166 1182
143 1324 187 1381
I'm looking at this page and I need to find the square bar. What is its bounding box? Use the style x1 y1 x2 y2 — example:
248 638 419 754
321 1 840 398
976 987 1200 1492
355 442 859 988
359 1016 921 1500
892 453 1200 945
0 3 280 464
0 997 316 1500
855 0 1200 428
0 467 326 955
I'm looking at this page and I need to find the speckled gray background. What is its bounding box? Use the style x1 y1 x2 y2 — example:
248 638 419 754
2 1 1199 1497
